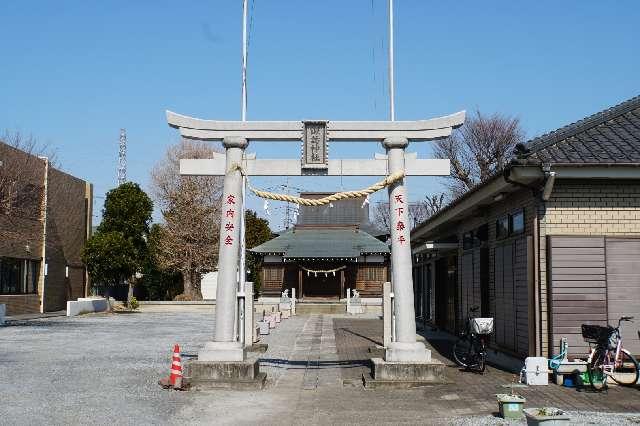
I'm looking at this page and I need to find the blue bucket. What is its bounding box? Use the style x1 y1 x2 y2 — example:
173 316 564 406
563 375 575 387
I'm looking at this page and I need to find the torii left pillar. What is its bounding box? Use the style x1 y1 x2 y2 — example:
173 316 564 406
184 136 266 389
199 136 247 361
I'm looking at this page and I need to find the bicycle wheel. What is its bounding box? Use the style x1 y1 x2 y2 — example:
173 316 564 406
453 334 473 368
476 340 487 373
587 348 608 391
610 349 639 386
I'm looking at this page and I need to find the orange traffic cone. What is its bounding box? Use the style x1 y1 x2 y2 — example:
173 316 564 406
169 344 184 390
158 344 184 390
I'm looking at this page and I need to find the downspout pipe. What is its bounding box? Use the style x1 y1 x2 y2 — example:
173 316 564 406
542 171 556 201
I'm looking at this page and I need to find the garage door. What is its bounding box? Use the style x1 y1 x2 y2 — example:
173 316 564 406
549 236 640 358
606 238 640 356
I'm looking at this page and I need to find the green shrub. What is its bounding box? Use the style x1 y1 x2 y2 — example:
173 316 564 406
128 296 139 310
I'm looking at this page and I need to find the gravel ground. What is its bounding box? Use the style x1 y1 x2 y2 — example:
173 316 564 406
448 411 640 425
0 311 213 426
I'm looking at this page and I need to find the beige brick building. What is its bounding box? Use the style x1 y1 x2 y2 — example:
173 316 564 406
411 95 640 359
0 141 92 315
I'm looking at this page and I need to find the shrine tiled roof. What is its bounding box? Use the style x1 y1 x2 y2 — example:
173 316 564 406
249 227 389 259
296 193 386 236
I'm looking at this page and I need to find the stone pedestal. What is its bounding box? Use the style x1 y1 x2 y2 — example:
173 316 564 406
281 309 291 319
274 311 282 323
279 301 291 312
347 303 364 315
385 341 430 362
184 359 266 390
198 341 245 362
268 315 276 329
363 357 446 388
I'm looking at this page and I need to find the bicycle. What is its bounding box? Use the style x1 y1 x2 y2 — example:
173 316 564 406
582 316 639 391
452 306 494 373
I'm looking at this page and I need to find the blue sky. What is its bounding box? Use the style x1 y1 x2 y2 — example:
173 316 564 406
1 1 639 229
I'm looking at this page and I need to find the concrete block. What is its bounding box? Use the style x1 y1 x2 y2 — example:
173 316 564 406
184 359 266 390
364 358 446 388
257 320 270 335
0 304 5 325
198 341 245 362
67 298 110 316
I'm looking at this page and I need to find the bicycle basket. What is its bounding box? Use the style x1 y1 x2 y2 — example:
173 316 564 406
470 317 494 335
581 324 613 344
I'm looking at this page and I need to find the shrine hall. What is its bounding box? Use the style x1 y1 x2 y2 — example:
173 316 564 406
250 193 390 300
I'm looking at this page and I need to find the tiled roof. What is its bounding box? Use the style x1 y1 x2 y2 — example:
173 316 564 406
296 193 386 236
411 94 640 236
526 95 640 164
249 228 389 258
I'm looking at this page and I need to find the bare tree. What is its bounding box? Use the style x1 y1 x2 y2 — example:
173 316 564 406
372 201 391 232
0 130 58 219
435 110 524 198
372 195 447 232
150 140 223 300
424 192 447 218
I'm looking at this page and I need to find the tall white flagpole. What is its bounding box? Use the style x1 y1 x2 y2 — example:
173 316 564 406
239 0 248 345
388 0 395 121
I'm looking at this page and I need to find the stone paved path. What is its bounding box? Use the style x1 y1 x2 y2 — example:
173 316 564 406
174 314 640 425
332 317 640 415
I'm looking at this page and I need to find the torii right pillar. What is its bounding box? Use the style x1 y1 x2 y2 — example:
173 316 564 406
384 137 430 362
367 137 446 387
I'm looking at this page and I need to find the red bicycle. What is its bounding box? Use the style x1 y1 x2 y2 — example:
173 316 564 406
582 316 639 391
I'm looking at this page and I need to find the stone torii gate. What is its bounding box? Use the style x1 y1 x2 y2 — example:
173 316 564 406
167 110 465 386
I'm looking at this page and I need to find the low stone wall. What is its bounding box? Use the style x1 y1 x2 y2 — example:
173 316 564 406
0 294 40 316
66 298 110 316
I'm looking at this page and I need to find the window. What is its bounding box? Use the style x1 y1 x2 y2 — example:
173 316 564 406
496 216 509 239
357 266 384 281
510 210 524 235
0 258 39 294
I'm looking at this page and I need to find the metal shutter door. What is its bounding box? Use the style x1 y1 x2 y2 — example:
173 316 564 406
549 236 607 357
605 238 640 356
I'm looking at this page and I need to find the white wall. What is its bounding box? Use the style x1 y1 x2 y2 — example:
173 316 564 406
201 272 218 300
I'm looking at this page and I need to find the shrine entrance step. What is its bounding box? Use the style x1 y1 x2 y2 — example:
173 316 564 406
296 302 346 315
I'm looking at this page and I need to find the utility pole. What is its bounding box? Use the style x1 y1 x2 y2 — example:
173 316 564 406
238 0 249 345
118 129 127 185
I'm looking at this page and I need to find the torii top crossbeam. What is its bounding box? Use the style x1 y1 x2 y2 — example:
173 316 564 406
166 110 465 142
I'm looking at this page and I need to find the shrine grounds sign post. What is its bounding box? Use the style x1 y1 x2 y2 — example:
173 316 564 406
168 111 465 388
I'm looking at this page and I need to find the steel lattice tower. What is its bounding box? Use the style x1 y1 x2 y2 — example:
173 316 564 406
118 128 127 185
